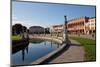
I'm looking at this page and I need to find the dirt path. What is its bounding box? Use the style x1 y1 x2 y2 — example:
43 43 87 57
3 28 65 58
49 39 85 63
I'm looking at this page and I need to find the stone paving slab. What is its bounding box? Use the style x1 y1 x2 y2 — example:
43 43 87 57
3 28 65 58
49 39 85 63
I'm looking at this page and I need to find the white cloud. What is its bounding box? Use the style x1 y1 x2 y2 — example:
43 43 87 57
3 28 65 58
12 16 33 28
12 16 50 28
12 16 47 28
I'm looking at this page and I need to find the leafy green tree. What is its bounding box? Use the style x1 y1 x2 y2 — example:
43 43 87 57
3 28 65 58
12 24 27 35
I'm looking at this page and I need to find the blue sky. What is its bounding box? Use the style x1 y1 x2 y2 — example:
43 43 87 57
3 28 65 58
12 1 96 28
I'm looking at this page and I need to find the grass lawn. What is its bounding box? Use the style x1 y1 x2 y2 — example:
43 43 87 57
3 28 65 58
69 36 96 61
12 35 22 40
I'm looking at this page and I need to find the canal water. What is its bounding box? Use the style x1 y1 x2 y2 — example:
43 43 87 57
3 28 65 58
11 39 61 65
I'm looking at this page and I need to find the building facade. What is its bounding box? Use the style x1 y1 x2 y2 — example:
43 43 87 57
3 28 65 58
85 17 96 34
67 17 89 34
50 16 96 35
29 26 45 34
50 25 63 33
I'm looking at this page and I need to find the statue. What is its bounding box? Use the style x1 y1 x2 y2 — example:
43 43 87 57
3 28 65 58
63 15 68 43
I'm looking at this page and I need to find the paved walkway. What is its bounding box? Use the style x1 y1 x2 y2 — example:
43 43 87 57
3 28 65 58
48 39 85 63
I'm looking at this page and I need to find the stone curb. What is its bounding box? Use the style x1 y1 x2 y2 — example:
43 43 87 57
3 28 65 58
31 43 66 65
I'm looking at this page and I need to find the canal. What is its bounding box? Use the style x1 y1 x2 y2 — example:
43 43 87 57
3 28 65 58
11 39 61 65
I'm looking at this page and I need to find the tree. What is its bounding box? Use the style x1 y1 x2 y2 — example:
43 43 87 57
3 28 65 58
22 26 27 33
12 24 28 35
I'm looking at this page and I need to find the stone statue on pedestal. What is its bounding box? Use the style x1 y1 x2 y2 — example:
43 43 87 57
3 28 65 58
63 15 68 43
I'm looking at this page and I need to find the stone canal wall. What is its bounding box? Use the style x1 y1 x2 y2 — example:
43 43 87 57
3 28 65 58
29 35 64 44
29 34 70 65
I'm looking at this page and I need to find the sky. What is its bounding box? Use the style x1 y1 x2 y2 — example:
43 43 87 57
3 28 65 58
12 1 96 28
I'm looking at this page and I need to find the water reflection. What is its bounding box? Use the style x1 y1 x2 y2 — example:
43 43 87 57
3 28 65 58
26 45 28 54
12 41 29 62
57 44 60 48
22 49 25 61
21 46 29 62
12 42 29 54
30 39 44 44
12 39 61 65
44 41 46 46
51 41 53 48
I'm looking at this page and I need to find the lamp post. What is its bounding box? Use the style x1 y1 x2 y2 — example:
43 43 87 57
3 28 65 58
63 15 68 43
